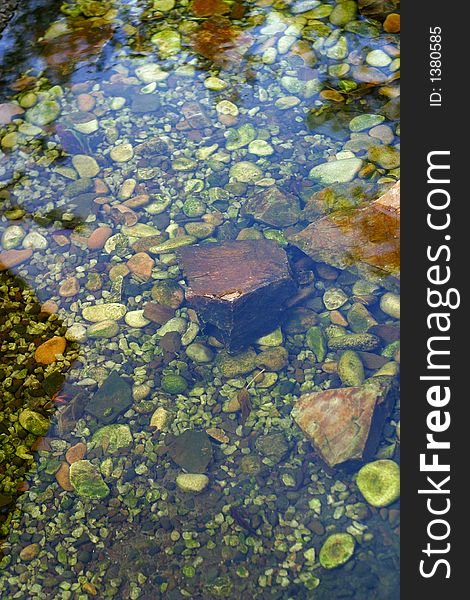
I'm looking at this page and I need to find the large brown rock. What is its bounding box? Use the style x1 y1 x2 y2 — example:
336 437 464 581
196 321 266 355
178 240 296 352
288 182 400 285
292 378 395 468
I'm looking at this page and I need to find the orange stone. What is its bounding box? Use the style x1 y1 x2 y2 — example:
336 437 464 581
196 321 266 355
383 13 400 33
55 462 74 491
123 194 150 208
77 93 96 112
35 336 67 365
191 0 230 17
41 300 59 314
127 252 155 280
59 276 80 298
94 178 109 194
52 233 70 246
87 226 112 250
0 249 33 271
82 583 98 596
66 442 87 464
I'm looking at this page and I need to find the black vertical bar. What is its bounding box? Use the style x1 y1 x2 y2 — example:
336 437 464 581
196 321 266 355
402 1 465 596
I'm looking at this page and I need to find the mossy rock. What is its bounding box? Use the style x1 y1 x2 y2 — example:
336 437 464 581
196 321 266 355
356 459 400 507
91 424 133 454
69 460 110 499
319 533 355 569
337 350 365 386
161 373 188 394
18 410 50 436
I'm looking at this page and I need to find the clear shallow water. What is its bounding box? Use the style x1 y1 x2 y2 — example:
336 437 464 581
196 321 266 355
0 1 400 598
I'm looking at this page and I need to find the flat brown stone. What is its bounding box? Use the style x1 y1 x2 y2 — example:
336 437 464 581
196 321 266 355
0 249 33 271
143 302 175 325
292 378 395 468
178 240 296 352
288 182 400 284
127 252 155 280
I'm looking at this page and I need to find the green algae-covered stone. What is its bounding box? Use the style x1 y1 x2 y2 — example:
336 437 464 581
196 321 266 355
176 473 209 493
19 409 50 436
356 459 400 507
319 533 355 569
161 374 188 394
216 349 257 377
306 326 327 362
337 350 365 386
226 123 257 151
87 320 120 339
91 424 133 454
229 161 263 183
151 29 181 56
69 460 110 499
26 100 61 126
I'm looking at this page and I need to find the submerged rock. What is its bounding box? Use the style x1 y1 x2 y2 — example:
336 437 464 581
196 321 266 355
85 371 132 424
292 378 396 467
287 182 400 284
242 186 301 227
319 533 355 569
26 100 61 126
356 459 400 507
69 460 110 499
176 473 209 493
19 409 50 436
91 424 133 454
168 430 213 473
178 240 296 352
309 158 363 184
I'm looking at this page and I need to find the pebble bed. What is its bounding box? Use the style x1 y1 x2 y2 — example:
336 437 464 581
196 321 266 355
0 1 400 598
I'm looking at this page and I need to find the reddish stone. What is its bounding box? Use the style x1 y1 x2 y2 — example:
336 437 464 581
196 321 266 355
94 179 109 194
292 379 395 467
109 205 139 226
52 233 70 246
191 0 230 17
77 93 96 112
369 324 400 343
127 252 155 280
288 182 400 284
0 249 33 271
143 302 175 325
218 114 238 127
357 351 390 370
178 240 296 352
56 462 74 491
87 226 112 250
0 102 25 125
66 442 87 465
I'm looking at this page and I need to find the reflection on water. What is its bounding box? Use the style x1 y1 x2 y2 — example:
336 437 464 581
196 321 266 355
1 1 400 598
